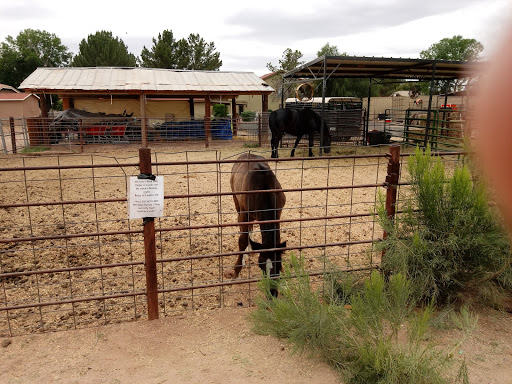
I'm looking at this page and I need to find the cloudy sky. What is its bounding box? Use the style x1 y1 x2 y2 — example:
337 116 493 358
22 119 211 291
0 0 510 76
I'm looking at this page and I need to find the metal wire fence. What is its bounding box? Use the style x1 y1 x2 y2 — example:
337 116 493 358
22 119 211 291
1 108 466 155
0 116 264 154
0 145 466 336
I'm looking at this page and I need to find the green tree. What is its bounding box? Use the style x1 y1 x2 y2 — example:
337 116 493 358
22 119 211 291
0 29 71 87
420 35 484 93
266 48 304 102
266 48 304 73
420 35 483 62
71 31 137 67
140 30 222 70
184 33 222 70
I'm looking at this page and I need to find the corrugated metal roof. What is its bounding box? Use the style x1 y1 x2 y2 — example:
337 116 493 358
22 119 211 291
284 56 484 80
19 67 274 95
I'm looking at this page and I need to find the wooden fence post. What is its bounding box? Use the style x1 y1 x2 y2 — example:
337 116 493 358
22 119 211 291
258 113 262 147
9 117 16 154
383 145 401 245
139 147 159 320
79 119 84 154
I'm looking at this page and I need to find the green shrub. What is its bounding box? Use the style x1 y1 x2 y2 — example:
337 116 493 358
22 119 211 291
376 146 512 305
251 255 468 383
240 110 256 121
212 104 228 119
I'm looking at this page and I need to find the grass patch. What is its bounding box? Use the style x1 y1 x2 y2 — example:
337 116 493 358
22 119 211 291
20 145 50 153
243 142 260 148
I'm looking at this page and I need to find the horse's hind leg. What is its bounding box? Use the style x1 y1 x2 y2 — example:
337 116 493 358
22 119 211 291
308 133 315 157
271 134 281 158
291 135 303 157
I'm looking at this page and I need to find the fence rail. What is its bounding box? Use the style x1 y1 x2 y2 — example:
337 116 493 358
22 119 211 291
1 108 467 155
0 145 466 336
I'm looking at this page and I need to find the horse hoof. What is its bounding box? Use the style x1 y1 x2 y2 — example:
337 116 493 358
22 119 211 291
224 271 237 279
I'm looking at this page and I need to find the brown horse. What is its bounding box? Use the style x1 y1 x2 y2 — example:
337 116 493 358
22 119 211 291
225 153 286 296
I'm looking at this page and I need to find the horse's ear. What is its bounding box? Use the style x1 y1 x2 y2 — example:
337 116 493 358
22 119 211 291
249 238 263 250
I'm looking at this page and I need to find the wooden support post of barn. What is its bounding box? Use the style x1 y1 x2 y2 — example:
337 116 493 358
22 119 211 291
79 119 84 154
140 94 148 147
231 97 238 137
9 117 16 154
204 95 211 148
261 94 268 144
383 145 401 251
139 147 159 320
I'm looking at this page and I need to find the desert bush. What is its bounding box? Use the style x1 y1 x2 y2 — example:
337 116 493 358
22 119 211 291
251 255 469 384
376 146 512 305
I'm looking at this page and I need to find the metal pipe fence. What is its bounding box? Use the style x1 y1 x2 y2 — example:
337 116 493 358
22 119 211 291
0 145 467 336
1 108 466 155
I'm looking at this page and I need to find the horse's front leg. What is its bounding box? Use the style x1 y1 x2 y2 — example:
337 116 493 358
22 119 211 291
291 135 303 157
308 133 315 157
224 220 252 279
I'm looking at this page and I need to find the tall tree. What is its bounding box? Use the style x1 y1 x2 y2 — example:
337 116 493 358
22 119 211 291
71 31 137 67
0 29 71 87
140 30 222 70
266 48 304 102
420 35 483 62
266 48 304 73
420 35 483 93
185 33 222 70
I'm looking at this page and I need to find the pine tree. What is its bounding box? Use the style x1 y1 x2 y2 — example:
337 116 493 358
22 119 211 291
71 31 137 67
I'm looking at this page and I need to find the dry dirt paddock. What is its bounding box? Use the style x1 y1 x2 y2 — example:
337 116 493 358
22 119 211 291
0 143 397 335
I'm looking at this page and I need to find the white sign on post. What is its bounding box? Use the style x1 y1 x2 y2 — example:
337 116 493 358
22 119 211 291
128 176 164 219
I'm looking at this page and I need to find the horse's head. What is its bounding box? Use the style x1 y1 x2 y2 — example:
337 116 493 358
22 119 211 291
250 238 286 296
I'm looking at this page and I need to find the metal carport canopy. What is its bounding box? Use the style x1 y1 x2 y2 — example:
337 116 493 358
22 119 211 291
283 55 483 81
282 55 484 152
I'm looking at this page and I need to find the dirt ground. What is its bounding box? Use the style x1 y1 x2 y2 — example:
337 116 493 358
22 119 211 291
0 307 339 384
0 143 393 336
1 306 512 384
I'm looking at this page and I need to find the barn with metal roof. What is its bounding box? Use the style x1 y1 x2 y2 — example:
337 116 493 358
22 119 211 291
19 67 274 145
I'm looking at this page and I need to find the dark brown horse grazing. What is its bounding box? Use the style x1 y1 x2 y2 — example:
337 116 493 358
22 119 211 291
225 153 286 297
269 108 331 158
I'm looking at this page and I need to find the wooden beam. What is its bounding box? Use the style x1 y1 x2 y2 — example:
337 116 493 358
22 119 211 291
204 95 211 148
189 97 195 120
62 97 71 110
140 94 147 147
231 97 238 137
262 94 268 112
24 89 272 97
39 94 48 118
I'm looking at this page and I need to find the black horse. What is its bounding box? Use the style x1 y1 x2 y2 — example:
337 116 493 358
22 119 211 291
269 108 331 158
225 153 286 297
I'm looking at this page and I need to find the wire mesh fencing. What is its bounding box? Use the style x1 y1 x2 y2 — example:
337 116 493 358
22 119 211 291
367 107 467 150
0 145 467 336
0 115 263 154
